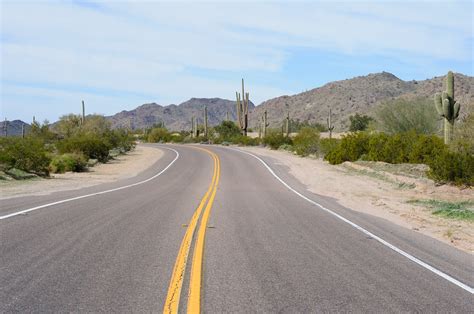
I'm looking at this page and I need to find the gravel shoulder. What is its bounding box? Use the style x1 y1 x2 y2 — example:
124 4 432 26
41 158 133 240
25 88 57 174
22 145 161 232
239 146 474 254
0 145 163 200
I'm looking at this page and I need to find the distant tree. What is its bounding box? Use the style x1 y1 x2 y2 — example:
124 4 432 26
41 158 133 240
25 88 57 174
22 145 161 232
148 128 171 143
214 121 241 141
375 97 439 135
349 114 373 132
54 114 82 138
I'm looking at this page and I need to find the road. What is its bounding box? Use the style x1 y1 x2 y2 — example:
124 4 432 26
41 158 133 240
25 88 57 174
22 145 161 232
1 144 472 312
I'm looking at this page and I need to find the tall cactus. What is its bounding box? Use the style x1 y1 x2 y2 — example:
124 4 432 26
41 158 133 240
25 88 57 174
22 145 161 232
191 116 195 138
263 110 270 137
285 111 290 137
236 78 249 136
81 100 85 126
434 71 461 144
204 106 208 138
327 108 335 139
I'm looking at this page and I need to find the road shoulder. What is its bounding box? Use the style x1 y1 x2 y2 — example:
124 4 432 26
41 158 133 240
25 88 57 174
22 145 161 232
238 146 473 254
0 144 163 200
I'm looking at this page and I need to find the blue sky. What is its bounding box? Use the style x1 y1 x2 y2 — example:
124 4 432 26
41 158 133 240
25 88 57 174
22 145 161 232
1 0 472 123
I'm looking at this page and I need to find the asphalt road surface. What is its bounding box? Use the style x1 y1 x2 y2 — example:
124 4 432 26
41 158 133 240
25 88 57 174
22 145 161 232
1 144 472 313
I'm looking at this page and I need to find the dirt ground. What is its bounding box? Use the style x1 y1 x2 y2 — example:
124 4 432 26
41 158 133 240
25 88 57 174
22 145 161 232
0 145 163 200
240 146 474 254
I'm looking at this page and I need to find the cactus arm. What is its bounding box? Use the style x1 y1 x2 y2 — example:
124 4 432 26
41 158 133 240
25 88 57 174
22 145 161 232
453 102 460 120
446 71 454 99
443 98 451 119
434 93 443 116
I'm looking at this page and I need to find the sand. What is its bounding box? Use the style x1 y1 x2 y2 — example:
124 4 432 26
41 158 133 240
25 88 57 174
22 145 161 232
0 145 163 200
239 146 474 253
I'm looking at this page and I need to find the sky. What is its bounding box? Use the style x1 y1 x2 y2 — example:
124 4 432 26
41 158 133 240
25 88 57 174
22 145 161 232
1 0 472 123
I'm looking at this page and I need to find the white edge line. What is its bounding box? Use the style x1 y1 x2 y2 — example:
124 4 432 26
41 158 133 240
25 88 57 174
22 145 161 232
228 147 473 294
0 146 179 220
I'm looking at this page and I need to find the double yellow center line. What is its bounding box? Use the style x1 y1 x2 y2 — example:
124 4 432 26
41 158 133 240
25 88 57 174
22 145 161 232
164 147 220 314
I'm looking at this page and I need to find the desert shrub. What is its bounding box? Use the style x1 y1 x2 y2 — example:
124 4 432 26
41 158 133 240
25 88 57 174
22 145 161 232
427 150 474 186
50 153 87 173
278 143 294 151
290 119 327 132
324 132 370 164
215 121 241 141
375 97 439 135
57 134 110 162
408 135 445 164
170 133 184 143
379 132 419 163
292 127 320 156
451 112 474 155
319 138 340 156
349 114 373 132
231 135 261 146
366 132 390 161
147 128 171 143
104 129 135 152
0 137 51 175
263 130 293 149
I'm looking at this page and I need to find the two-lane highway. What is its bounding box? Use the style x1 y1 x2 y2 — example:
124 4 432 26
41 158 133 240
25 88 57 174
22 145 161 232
1 144 472 312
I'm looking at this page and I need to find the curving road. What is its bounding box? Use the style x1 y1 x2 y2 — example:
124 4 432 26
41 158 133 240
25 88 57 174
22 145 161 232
1 144 472 312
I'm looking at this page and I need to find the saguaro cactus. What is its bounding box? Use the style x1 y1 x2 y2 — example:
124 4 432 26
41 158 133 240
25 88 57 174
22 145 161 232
434 71 461 144
236 78 249 136
81 100 85 126
263 110 270 137
327 108 335 139
285 111 290 137
191 116 195 138
204 106 208 137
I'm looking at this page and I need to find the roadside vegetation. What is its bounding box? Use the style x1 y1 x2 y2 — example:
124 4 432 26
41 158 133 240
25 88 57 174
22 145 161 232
407 199 474 221
0 114 135 179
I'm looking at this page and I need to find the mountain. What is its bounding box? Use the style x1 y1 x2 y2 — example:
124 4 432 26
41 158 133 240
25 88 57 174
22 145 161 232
106 72 472 132
107 98 255 131
249 72 473 131
0 120 30 137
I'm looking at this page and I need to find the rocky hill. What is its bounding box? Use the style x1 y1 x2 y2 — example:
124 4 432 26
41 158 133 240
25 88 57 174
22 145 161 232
249 72 473 131
0 120 30 137
106 72 472 132
107 98 255 131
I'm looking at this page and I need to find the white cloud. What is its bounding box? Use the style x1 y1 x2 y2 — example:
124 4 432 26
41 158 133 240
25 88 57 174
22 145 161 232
1 0 471 121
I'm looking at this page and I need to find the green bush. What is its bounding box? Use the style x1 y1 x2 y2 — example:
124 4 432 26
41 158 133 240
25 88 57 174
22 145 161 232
375 97 439 135
215 121 241 141
427 150 474 186
408 135 445 164
292 127 320 156
50 153 87 173
0 137 51 176
349 114 373 132
263 130 292 150
231 135 261 146
325 132 370 164
57 134 110 162
319 138 340 156
147 128 171 143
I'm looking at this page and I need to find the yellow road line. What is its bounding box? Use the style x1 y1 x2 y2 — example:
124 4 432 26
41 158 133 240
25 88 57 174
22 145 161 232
187 151 220 313
163 147 219 314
